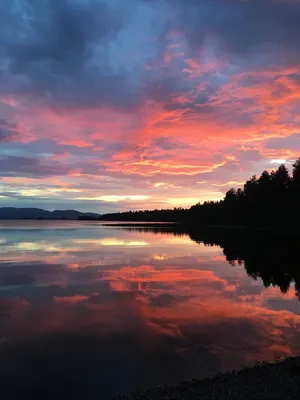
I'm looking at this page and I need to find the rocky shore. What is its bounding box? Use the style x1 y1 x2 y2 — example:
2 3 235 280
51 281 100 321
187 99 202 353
113 357 300 400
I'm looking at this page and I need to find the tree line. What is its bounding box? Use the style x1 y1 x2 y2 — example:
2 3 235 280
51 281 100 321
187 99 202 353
98 208 187 222
91 158 300 227
189 158 300 226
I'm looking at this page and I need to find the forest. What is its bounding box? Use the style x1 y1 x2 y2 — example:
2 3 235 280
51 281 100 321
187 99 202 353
96 158 300 227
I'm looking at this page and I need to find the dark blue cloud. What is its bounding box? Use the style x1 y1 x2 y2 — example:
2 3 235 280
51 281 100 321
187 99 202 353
265 133 300 151
0 155 72 177
1 0 298 113
0 0 149 111
171 0 300 61
0 119 18 142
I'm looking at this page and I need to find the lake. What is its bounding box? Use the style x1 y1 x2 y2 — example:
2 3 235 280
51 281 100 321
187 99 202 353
0 221 300 399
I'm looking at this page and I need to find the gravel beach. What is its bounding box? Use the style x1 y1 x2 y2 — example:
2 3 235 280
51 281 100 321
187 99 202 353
113 357 300 400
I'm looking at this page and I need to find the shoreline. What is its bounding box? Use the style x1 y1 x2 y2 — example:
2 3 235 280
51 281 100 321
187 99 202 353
101 222 300 235
102 222 177 227
112 356 300 400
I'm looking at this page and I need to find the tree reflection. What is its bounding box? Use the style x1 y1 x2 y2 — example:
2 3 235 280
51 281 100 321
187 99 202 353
123 226 300 300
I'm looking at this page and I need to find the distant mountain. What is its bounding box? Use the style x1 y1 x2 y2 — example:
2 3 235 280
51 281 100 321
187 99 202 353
0 208 101 220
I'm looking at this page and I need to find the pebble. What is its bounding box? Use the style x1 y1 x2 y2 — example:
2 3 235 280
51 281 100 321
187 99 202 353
109 356 300 400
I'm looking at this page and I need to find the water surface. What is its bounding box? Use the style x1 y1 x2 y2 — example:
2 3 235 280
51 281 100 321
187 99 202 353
0 221 299 398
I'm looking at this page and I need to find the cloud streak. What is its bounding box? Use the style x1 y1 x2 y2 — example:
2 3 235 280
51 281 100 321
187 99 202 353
0 0 300 211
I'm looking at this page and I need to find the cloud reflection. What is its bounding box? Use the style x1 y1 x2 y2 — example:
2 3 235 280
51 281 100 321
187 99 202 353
0 223 300 397
72 238 149 246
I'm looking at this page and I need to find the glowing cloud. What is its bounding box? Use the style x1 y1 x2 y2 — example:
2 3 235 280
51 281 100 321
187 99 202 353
0 0 300 212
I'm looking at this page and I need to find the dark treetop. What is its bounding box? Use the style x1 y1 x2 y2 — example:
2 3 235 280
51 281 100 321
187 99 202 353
101 158 300 228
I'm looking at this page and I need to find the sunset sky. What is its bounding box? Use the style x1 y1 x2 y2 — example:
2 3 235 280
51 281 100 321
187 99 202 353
0 0 300 213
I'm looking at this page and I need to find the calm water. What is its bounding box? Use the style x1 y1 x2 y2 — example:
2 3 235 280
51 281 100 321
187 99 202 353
0 221 300 398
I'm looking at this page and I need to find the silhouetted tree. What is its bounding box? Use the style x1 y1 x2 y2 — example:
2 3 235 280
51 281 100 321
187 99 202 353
290 159 300 222
101 159 300 228
293 158 300 182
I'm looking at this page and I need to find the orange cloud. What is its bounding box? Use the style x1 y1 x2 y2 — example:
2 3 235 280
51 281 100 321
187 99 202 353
2 50 300 210
54 295 89 304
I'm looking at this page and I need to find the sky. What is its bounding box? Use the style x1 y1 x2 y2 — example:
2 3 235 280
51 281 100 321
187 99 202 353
0 0 300 213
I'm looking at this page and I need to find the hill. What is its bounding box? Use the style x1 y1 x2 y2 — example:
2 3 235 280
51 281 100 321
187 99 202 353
0 208 101 220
